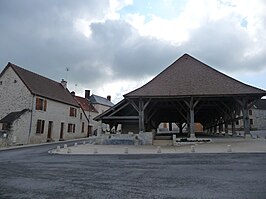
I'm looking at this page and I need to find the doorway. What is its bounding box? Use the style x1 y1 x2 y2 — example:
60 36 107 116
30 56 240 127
47 121 53 142
59 122 64 141
87 125 92 137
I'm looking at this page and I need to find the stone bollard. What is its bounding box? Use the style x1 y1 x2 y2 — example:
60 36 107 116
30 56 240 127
56 145 60 152
64 144 67 149
227 145 232 153
67 148 71 154
124 147 129 154
74 142 78 147
83 141 86 145
191 145 195 153
157 146 162 154
93 147 98 154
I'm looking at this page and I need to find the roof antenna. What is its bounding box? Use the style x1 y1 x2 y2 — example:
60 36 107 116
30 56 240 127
65 67 70 81
75 83 78 92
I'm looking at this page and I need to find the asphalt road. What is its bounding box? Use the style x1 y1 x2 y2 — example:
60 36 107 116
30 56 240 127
0 141 266 199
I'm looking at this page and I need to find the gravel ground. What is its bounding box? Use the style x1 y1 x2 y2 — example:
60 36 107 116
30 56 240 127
0 140 266 199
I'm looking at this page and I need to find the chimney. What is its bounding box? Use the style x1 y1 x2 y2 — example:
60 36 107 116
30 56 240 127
107 95 111 101
61 79 67 89
71 91 75 96
85 90 90 99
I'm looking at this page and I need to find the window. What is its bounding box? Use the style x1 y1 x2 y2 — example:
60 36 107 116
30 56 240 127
81 122 85 133
69 107 77 117
67 123 76 133
80 113 82 119
36 120 45 134
0 81 2 85
249 110 252 116
250 119 253 125
236 120 239 125
36 97 47 111
2 123 10 130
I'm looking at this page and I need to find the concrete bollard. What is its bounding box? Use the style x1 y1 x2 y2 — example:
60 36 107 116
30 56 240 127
191 145 195 153
157 146 162 154
124 147 128 154
64 144 67 149
83 141 86 145
93 147 98 154
74 142 78 147
227 145 232 153
67 148 71 154
56 145 60 152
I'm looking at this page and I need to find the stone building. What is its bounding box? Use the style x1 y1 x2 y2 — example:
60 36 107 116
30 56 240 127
236 99 266 130
0 62 89 146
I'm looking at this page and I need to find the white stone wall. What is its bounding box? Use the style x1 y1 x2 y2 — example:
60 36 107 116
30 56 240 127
10 111 31 145
29 97 88 143
0 67 32 119
253 109 266 130
91 104 112 135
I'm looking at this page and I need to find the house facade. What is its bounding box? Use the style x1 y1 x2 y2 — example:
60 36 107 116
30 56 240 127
0 63 89 146
236 99 266 130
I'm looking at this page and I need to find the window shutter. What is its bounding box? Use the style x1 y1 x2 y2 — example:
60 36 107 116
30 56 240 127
36 98 40 110
44 100 47 111
73 124 76 133
41 120 45 134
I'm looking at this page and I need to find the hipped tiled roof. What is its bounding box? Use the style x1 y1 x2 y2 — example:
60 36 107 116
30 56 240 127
125 54 266 98
253 99 266 110
1 63 79 107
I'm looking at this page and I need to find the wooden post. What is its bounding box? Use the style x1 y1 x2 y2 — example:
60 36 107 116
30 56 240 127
169 122 173 131
189 98 195 139
138 99 144 132
236 98 250 137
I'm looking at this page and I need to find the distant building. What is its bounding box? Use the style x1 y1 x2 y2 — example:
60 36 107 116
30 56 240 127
73 90 114 136
236 99 266 130
0 62 89 146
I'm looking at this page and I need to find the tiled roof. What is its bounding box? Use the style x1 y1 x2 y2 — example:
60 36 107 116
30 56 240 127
125 54 266 98
253 99 266 110
0 109 29 123
1 62 79 107
89 94 114 107
74 96 98 113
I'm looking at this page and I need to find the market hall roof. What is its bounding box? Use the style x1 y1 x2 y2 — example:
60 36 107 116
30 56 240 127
125 54 266 98
0 62 79 107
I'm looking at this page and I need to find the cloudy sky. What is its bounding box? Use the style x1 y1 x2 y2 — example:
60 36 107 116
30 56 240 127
0 0 266 103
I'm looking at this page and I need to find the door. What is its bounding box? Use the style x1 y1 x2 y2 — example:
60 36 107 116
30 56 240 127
47 121 53 141
60 122 64 140
87 125 92 137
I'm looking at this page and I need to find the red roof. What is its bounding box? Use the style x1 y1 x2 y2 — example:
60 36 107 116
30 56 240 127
74 96 98 113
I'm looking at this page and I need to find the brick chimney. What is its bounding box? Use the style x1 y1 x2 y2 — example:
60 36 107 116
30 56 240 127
61 79 67 89
71 91 75 96
107 95 111 101
85 90 90 99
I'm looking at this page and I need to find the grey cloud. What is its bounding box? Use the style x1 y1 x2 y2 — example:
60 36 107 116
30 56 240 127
0 0 265 96
180 18 266 73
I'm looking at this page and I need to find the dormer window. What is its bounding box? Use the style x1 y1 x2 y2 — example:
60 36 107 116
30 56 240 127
36 97 47 111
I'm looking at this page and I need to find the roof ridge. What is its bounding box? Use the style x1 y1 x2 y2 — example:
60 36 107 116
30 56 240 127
124 53 266 97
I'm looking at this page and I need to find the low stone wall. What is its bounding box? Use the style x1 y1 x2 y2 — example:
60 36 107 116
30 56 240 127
86 132 154 145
